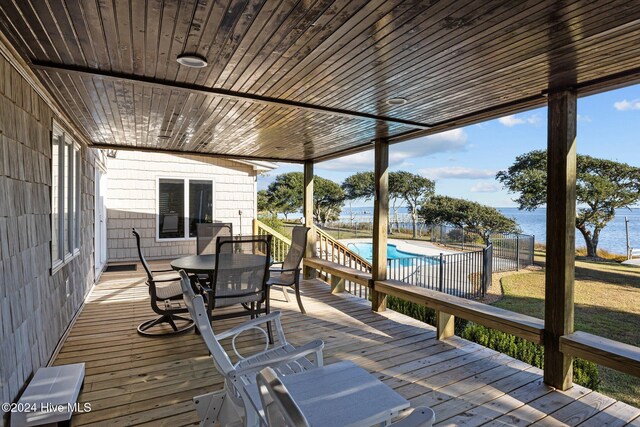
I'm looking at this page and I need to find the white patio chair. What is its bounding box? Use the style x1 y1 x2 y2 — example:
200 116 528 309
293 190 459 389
178 270 324 427
257 366 436 427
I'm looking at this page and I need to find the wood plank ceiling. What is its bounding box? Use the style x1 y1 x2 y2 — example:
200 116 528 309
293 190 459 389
0 0 639 162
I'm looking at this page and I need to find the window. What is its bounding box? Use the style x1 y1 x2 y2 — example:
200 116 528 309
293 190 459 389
158 178 213 240
52 123 81 271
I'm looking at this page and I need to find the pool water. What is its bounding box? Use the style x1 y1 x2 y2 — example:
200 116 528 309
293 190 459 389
348 243 421 261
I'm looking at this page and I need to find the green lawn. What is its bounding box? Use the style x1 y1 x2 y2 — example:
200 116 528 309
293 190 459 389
493 256 640 406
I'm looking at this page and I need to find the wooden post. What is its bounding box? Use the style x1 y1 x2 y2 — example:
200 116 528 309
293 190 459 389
303 160 316 279
544 89 577 390
330 275 345 294
436 311 455 340
371 137 389 311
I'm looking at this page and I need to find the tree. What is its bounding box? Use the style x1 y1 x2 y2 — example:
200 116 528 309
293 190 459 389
393 171 435 238
388 172 407 234
497 150 640 257
341 171 434 235
314 176 344 225
418 196 519 244
342 172 375 200
342 172 375 229
257 190 277 217
266 172 304 220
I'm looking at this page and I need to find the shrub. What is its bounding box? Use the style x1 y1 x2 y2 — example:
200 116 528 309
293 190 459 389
258 215 286 235
575 247 626 262
461 323 600 390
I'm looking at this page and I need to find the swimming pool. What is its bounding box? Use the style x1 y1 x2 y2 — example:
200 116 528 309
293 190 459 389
347 242 421 261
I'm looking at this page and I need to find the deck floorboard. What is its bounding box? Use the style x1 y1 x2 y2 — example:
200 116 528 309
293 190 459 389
53 262 639 426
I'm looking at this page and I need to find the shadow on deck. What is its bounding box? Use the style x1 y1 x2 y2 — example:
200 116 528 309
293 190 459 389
54 261 640 426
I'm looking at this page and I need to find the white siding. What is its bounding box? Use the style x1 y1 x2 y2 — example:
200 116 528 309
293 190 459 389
105 151 258 262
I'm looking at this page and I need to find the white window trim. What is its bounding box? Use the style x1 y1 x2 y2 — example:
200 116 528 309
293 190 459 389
155 176 215 242
51 121 81 274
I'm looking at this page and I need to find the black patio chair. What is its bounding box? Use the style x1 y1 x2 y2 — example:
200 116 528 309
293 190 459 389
132 228 194 336
199 234 273 341
196 222 233 255
267 226 309 313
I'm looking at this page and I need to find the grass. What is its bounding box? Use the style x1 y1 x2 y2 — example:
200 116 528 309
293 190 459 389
493 254 640 406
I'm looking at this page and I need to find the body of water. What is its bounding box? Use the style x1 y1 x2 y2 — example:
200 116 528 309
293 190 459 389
349 243 423 261
336 206 640 256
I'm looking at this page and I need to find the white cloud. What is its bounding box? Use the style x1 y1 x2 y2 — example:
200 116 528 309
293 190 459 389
317 129 468 171
498 114 540 127
498 115 524 127
418 166 497 180
577 114 592 123
614 99 640 111
470 182 500 193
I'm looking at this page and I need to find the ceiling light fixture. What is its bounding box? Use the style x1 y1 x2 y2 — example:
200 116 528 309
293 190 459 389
176 54 208 68
386 97 408 106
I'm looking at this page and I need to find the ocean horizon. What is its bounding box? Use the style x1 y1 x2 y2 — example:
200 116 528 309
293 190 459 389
304 206 640 256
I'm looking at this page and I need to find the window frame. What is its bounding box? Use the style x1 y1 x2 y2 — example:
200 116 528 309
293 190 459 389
51 121 82 274
155 176 215 242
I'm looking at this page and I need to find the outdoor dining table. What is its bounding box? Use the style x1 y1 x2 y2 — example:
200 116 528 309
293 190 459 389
170 253 270 318
170 253 270 274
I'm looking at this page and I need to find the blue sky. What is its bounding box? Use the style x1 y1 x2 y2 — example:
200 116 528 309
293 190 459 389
258 85 640 207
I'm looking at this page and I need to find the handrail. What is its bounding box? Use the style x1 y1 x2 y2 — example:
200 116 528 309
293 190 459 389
314 226 372 298
314 226 371 271
254 219 291 262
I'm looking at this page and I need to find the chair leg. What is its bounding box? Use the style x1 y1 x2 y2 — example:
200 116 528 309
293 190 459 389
138 315 165 331
281 286 290 302
294 279 306 314
166 316 178 331
264 298 274 344
137 314 195 337
172 314 191 322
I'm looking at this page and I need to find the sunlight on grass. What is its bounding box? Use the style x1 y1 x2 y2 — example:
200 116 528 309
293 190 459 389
492 257 640 407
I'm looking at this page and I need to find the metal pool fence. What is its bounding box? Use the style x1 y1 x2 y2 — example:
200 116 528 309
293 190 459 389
386 245 492 299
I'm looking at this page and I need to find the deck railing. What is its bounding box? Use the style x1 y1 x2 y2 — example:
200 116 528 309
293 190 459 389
313 226 493 299
254 220 291 263
257 221 493 300
314 226 372 298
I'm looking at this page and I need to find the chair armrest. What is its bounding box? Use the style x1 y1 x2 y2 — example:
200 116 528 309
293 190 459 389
217 311 284 341
233 339 325 377
199 284 213 293
151 277 181 283
152 268 176 273
390 407 435 427
273 267 300 273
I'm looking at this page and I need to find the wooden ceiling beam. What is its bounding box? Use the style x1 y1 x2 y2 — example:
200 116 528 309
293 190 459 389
30 61 432 130
90 143 304 164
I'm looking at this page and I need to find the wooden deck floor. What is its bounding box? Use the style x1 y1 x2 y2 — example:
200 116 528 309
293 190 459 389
54 262 640 427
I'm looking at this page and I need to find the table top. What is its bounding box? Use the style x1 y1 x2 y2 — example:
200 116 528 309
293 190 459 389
279 361 409 427
170 253 268 274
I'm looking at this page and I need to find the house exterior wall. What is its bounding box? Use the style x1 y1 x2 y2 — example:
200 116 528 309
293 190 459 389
105 151 258 261
0 50 96 422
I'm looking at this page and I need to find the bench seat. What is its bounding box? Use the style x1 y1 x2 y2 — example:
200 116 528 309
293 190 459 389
303 257 372 287
374 279 545 344
560 331 640 377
